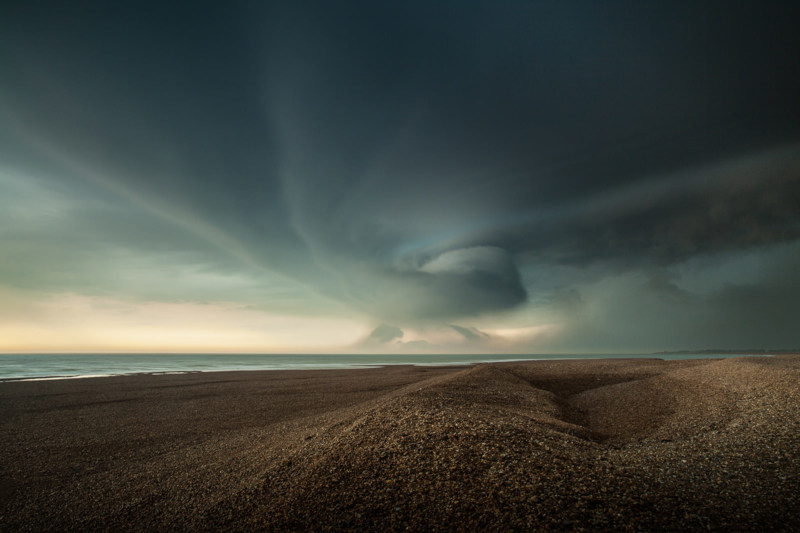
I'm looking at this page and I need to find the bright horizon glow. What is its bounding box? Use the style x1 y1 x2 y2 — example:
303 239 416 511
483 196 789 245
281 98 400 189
0 291 570 354
0 293 371 354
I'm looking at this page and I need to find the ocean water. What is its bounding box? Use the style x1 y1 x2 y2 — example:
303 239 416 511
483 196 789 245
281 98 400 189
0 352 754 381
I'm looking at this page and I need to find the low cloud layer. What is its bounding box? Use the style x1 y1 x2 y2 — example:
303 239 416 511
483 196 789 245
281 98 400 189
1 2 799 350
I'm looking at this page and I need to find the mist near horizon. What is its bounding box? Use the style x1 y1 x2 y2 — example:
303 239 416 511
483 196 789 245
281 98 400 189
1 1 799 353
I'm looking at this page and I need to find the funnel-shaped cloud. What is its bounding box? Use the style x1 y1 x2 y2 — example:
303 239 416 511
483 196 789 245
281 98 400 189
450 325 491 342
365 324 404 344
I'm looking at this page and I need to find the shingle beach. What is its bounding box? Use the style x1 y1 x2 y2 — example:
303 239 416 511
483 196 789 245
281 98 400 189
2 356 798 531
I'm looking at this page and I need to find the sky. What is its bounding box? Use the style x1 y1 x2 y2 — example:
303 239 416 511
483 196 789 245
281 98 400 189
1 1 799 353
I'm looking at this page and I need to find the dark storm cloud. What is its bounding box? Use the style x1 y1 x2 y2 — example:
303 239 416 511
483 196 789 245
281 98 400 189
454 145 800 269
450 325 490 342
365 324 403 344
2 1 800 335
532 241 800 352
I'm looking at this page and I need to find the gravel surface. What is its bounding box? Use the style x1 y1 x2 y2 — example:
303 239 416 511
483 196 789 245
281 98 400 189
1 356 798 531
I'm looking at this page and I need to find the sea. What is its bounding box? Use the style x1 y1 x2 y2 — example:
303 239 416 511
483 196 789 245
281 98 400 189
0 352 758 381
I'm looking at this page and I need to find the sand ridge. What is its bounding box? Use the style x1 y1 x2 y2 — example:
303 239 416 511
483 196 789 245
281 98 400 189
1 356 798 531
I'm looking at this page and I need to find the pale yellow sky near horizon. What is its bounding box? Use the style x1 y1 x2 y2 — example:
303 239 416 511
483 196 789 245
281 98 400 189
0 291 372 353
0 289 562 354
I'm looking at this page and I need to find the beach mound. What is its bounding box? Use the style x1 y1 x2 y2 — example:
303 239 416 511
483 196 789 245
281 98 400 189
206 365 600 531
1 357 798 531
208 358 799 531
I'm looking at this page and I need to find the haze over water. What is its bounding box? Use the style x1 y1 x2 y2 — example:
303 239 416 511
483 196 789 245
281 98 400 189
0 353 763 381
